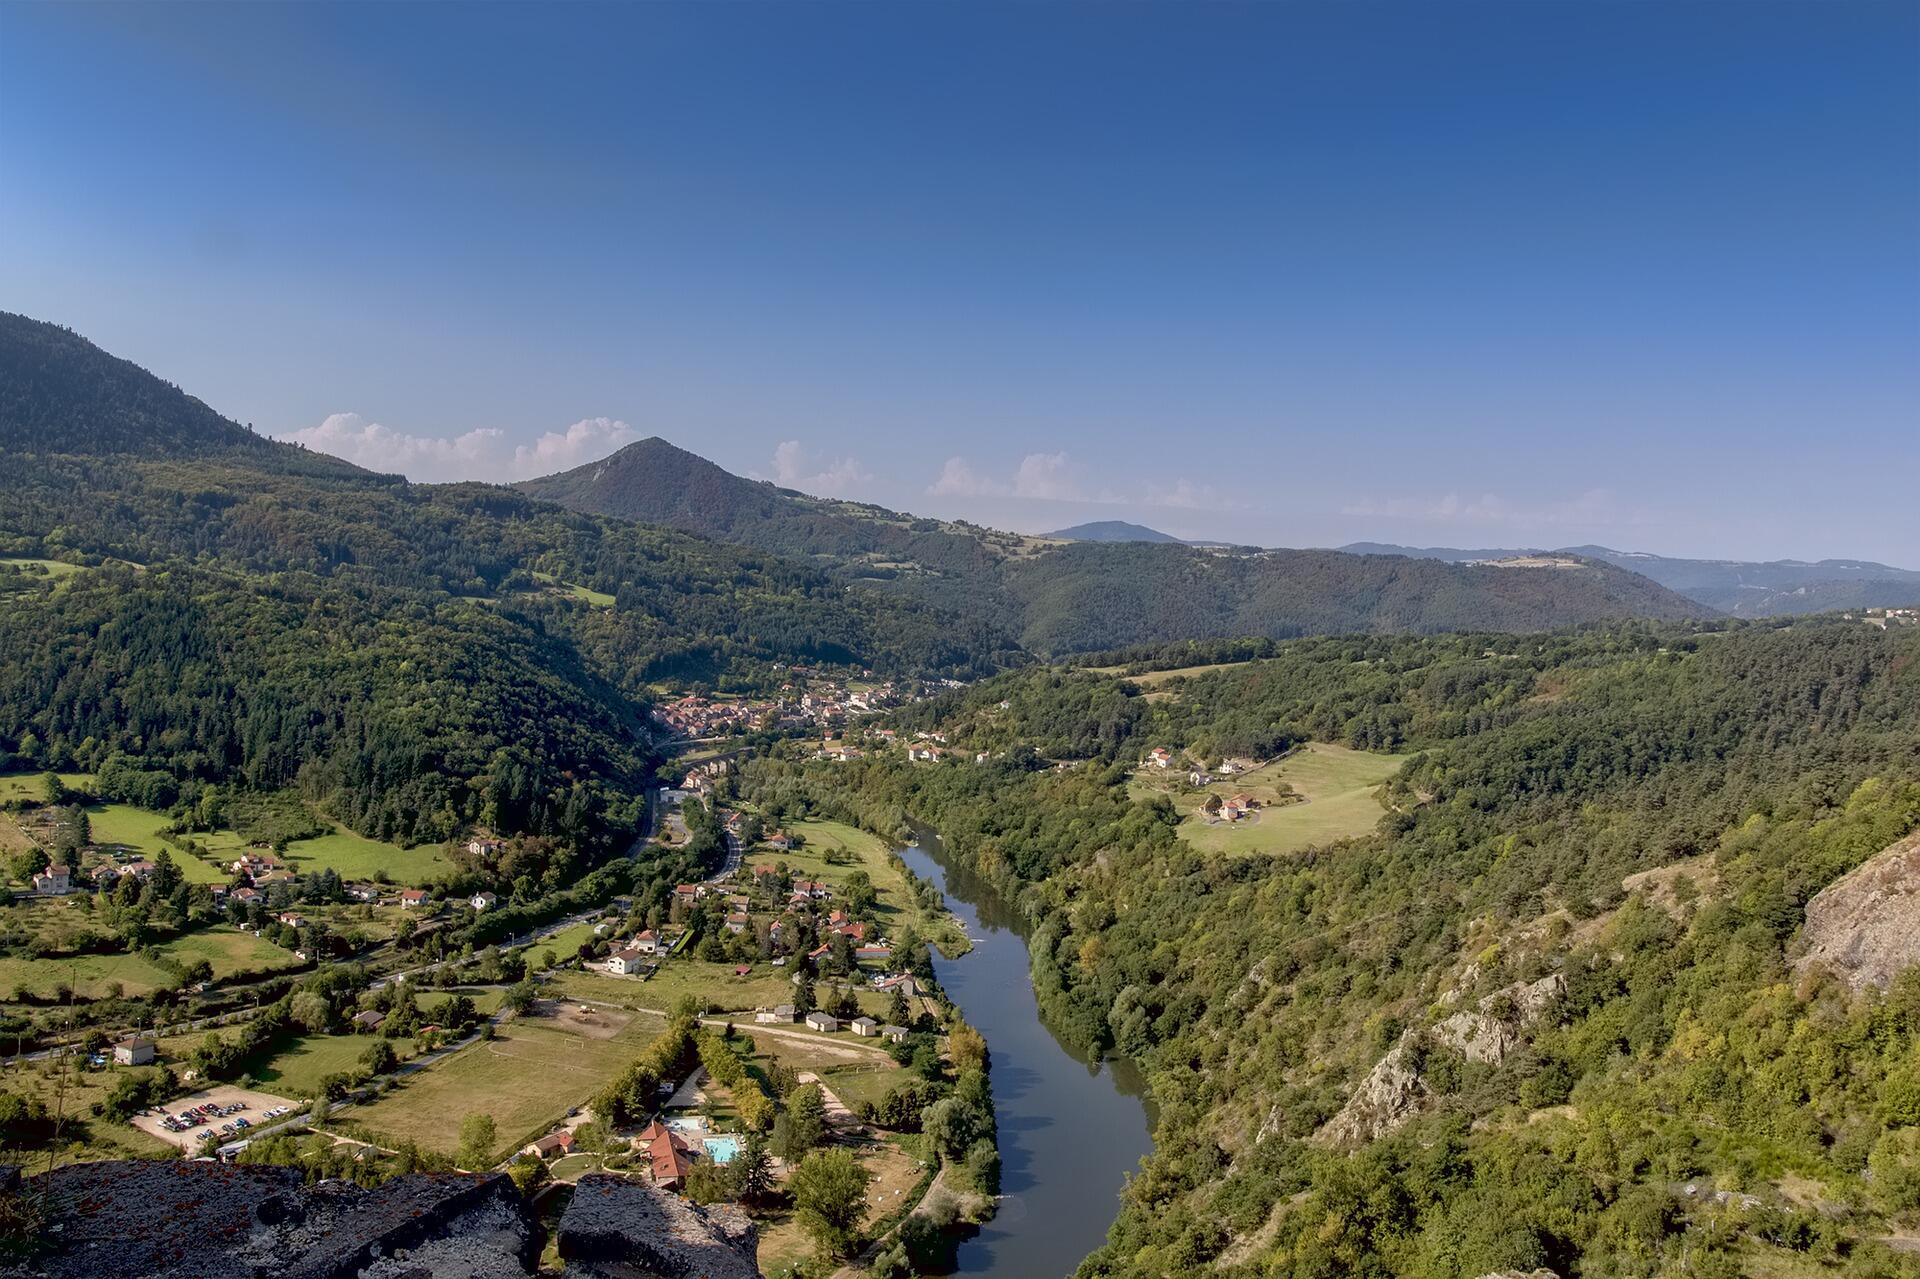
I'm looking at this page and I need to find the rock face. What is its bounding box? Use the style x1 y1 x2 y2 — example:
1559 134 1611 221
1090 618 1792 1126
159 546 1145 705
1315 1040 1431 1146
0 1161 536 1279
1316 974 1566 1146
0 1162 764 1279
558 1174 759 1279
1795 830 1920 992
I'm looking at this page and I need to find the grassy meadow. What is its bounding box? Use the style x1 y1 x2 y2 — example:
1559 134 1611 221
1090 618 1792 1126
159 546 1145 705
0 925 299 999
1147 742 1410 856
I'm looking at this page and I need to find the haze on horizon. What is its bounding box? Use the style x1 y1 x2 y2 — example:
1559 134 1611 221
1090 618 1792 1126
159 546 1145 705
1 1 1914 563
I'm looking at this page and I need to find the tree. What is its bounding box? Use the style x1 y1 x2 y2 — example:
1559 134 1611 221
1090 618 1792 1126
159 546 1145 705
922 1096 985 1162
459 1112 498 1170
777 1082 827 1158
733 1132 774 1204
789 1148 873 1259
887 987 911 1027
360 1039 398 1074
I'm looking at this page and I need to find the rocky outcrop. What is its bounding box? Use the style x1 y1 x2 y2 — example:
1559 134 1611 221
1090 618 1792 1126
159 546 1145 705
558 1174 759 1279
1315 1040 1432 1146
0 1161 537 1279
1795 830 1920 992
1316 974 1565 1146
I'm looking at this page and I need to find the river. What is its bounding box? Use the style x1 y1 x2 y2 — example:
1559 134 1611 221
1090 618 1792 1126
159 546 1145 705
897 832 1154 1279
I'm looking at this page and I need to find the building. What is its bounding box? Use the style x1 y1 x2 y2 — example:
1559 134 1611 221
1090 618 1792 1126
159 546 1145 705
873 973 922 998
633 929 663 956
524 1130 576 1160
399 889 430 908
470 892 498 912
467 837 504 857
804 1011 839 1033
881 1025 910 1044
113 1038 156 1067
634 1121 699 1191
849 1017 880 1037
351 1010 387 1033
32 866 72 895
754 1005 797 1024
606 947 647 976
725 911 750 935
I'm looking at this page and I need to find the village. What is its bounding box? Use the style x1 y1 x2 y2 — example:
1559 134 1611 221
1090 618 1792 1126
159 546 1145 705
651 670 952 743
0 769 981 1277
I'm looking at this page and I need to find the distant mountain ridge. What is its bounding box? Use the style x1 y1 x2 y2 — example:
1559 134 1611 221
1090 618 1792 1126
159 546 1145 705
1046 520 1181 544
1341 541 1920 617
521 440 1715 653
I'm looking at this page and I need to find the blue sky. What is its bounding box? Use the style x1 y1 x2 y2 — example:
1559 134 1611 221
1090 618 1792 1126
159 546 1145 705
2 1 1915 562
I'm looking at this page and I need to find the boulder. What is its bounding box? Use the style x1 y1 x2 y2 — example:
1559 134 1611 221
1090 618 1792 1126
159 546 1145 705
1795 830 1920 992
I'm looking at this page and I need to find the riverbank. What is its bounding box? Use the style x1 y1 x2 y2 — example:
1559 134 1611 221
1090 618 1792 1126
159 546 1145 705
895 833 1153 1279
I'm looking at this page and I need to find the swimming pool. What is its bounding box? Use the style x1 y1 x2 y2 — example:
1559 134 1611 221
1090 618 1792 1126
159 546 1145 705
703 1135 741 1164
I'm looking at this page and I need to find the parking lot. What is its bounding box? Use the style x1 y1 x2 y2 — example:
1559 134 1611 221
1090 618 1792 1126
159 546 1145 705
129 1084 300 1153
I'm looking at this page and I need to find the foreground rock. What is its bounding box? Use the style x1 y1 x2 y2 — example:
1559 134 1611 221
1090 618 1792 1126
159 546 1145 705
1795 829 1920 992
0 1161 761 1279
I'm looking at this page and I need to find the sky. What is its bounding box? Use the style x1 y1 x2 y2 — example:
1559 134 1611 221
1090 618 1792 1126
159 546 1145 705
2 1 1915 563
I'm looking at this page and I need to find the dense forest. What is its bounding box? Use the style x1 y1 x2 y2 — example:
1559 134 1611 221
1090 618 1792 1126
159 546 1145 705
742 619 1920 1278
0 312 1012 855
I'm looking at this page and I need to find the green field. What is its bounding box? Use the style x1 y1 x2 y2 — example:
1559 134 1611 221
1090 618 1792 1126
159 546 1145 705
0 925 300 999
532 571 616 608
278 828 448 884
84 804 232 883
241 1031 420 1099
0 771 95 804
1159 743 1410 856
344 1014 658 1164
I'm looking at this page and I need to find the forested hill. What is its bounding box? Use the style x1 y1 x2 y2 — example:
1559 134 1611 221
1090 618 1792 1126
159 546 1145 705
515 436 1034 589
1002 543 1711 653
749 618 1920 1277
0 311 356 475
523 443 1714 652
0 319 1010 856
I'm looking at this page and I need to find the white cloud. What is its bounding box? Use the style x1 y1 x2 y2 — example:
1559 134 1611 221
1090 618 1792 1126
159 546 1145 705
275 413 636 482
1011 451 1082 500
927 452 1087 501
927 456 1004 498
762 440 872 497
277 412 505 480
512 416 638 476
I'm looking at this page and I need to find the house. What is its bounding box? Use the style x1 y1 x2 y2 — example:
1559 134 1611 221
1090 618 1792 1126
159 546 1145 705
881 1024 910 1044
1145 747 1174 769
634 1121 698 1190
804 1011 839 1033
470 892 498 912
277 912 306 928
791 879 831 901
524 1130 576 1160
351 1010 387 1032
725 911 750 935
765 830 793 851
113 1038 156 1067
232 886 262 906
873 973 922 997
31 866 72 896
346 883 380 903
672 884 701 907
466 837 504 858
1229 793 1259 811
633 929 663 956
755 1005 797 1024
606 947 647 976
854 944 892 962
399 889 430 908
849 1017 880 1037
